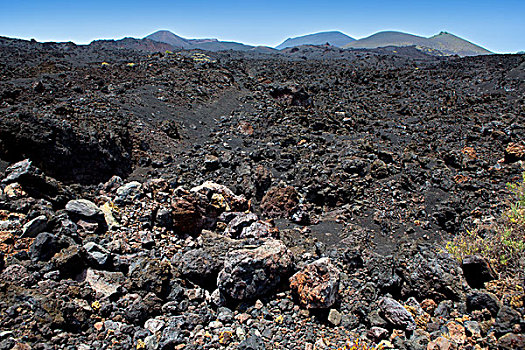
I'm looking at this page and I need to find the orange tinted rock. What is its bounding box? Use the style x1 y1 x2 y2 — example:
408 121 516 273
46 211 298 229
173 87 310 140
289 257 340 309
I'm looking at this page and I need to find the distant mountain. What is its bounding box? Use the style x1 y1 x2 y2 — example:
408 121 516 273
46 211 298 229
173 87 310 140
344 31 491 56
100 30 490 56
190 41 254 52
427 32 492 56
276 31 355 49
145 30 263 52
90 37 175 52
251 46 279 54
145 30 191 48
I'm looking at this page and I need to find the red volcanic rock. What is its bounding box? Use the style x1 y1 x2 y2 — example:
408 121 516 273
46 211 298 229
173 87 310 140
289 257 340 309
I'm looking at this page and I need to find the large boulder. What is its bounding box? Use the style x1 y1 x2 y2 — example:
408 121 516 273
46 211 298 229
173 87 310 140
378 297 416 331
260 186 299 218
172 231 244 289
1 159 70 205
170 197 204 235
190 181 248 213
0 112 132 185
461 255 497 288
84 268 126 298
65 199 107 233
466 292 501 317
289 257 340 309
217 239 293 301
397 246 466 302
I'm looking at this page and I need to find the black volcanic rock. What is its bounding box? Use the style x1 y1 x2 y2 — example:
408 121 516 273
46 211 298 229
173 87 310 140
461 255 497 288
0 112 132 185
90 37 176 52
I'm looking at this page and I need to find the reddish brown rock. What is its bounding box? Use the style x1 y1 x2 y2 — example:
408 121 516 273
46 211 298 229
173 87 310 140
289 257 340 309
498 333 525 350
238 121 254 135
427 336 457 350
445 321 466 345
505 142 525 163
260 186 299 218
170 197 204 235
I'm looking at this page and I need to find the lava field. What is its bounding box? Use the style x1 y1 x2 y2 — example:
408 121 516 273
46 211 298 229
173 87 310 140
0 37 524 349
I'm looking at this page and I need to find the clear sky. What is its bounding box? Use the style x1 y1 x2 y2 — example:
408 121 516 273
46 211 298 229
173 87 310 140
1 0 523 53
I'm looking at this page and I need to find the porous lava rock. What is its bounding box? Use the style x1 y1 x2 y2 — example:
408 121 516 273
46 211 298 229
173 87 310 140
217 239 293 301
260 186 299 218
289 257 340 309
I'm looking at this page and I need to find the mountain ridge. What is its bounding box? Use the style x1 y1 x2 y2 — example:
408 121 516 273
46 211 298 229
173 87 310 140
144 30 255 52
275 31 355 49
344 30 491 56
139 29 491 56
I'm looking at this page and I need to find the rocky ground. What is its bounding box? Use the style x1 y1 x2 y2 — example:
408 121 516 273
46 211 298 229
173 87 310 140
0 36 524 349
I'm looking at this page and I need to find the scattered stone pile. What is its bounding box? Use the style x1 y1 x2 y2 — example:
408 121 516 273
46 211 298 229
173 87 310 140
1 159 524 349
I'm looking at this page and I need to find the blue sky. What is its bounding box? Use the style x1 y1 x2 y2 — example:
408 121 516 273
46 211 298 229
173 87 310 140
0 0 523 53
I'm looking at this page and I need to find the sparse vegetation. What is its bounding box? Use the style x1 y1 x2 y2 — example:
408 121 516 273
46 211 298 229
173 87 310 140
446 171 525 277
340 339 383 350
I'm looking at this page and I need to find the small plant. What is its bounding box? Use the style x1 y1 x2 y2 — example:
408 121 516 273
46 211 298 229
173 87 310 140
445 172 525 277
506 172 525 224
340 339 383 350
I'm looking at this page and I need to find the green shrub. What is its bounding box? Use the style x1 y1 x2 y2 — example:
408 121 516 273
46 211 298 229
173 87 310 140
445 172 525 277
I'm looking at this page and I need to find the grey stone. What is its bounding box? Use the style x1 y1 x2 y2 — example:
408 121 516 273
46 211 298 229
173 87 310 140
30 232 59 262
66 199 103 219
238 335 265 350
464 320 481 337
84 242 111 267
1 159 33 183
159 324 184 349
379 297 416 331
224 213 258 237
368 327 389 342
116 181 142 199
84 268 125 298
495 306 521 335
217 239 293 301
155 207 173 228
328 309 342 326
21 215 48 238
